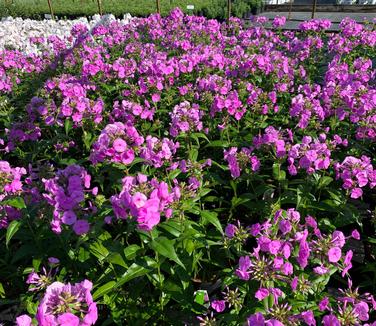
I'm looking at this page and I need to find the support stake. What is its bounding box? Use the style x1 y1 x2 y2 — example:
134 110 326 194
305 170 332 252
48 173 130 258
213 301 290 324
227 0 231 24
288 0 293 20
47 0 55 20
156 0 161 14
97 0 103 16
311 0 317 19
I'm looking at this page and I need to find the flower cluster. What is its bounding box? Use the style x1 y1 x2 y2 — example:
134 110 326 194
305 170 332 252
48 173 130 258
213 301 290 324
290 84 325 129
35 75 104 126
42 165 96 235
169 101 204 137
90 122 144 165
111 174 178 230
224 147 260 179
17 279 98 326
235 209 364 324
140 136 180 168
334 155 376 199
0 160 26 228
287 135 333 175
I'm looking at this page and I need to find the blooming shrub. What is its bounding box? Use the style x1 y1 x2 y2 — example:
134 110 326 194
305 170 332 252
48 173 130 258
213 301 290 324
0 9 375 325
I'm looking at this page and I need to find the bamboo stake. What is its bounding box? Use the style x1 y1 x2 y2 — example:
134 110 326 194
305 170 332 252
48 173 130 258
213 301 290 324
227 0 231 24
156 0 161 14
288 0 293 20
47 0 55 20
97 0 103 15
311 0 317 19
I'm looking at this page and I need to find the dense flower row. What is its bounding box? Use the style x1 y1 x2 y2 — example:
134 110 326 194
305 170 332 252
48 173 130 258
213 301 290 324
0 8 375 325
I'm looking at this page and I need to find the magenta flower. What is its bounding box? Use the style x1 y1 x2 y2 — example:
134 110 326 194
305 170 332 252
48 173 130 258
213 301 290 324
247 312 265 326
322 314 340 326
319 297 330 311
328 247 342 263
301 310 316 326
314 265 329 275
279 219 292 234
72 220 90 235
57 313 80 326
211 300 226 312
351 229 360 240
36 280 97 326
354 302 369 321
342 250 353 277
42 165 95 235
48 257 60 265
137 198 161 231
225 224 238 238
112 138 127 153
255 288 269 300
297 235 310 268
281 262 293 275
16 314 32 326
235 256 251 280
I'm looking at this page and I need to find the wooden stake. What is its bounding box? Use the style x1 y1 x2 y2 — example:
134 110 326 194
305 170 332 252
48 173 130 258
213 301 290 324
288 0 293 20
47 0 55 20
227 0 231 24
311 0 317 19
156 0 161 14
97 0 103 16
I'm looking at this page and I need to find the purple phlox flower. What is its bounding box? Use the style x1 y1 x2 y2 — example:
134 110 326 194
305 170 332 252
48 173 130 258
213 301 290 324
255 288 269 301
322 314 340 326
36 280 97 326
301 310 316 326
211 300 226 313
16 315 32 326
236 256 251 280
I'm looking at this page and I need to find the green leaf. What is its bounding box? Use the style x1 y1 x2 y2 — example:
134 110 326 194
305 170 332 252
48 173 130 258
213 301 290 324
94 262 152 300
189 148 199 161
106 253 127 268
158 221 182 238
149 237 185 269
6 220 20 247
204 140 230 148
168 168 181 180
83 131 93 151
272 163 286 181
124 244 141 260
89 241 109 261
0 283 5 298
3 197 26 209
318 176 333 189
191 132 210 145
194 290 208 305
115 262 151 288
93 281 116 300
200 210 223 235
64 119 72 136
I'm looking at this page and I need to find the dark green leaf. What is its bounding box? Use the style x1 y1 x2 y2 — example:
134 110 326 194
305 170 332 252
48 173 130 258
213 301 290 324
149 237 185 269
201 210 223 235
3 197 26 209
6 220 20 247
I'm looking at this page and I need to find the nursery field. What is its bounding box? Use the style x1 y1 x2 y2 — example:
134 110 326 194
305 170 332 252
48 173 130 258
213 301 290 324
0 0 259 19
1 9 376 325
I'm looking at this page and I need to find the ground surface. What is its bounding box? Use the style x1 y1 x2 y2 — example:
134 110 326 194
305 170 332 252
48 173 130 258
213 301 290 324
253 11 375 29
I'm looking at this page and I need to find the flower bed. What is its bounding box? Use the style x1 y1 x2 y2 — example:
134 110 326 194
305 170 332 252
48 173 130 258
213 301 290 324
0 9 375 325
0 14 131 54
